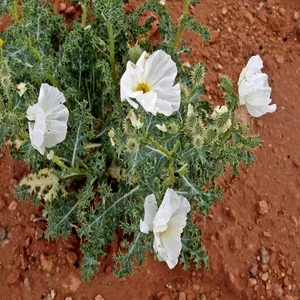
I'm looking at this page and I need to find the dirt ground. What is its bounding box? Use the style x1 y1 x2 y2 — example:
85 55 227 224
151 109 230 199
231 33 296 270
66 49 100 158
0 0 300 299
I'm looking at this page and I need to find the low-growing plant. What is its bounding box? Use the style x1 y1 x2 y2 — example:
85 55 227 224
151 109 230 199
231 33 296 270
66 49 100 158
0 0 276 280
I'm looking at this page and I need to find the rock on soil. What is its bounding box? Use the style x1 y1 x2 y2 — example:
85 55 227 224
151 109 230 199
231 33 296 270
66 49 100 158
6 269 21 284
273 283 284 298
248 278 257 287
259 247 270 264
257 200 269 215
40 254 54 272
62 272 81 293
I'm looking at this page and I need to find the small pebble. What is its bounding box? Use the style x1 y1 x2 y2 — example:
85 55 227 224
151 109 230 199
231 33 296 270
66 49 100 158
273 283 284 298
250 264 258 277
262 272 269 281
95 295 104 300
248 278 257 287
8 201 18 211
257 200 269 215
7 269 21 284
274 54 285 64
278 8 286 16
294 11 300 21
259 247 270 264
23 277 31 292
0 227 6 241
178 291 186 300
59 2 67 13
0 199 5 210
66 251 77 265
65 6 75 16
50 289 56 299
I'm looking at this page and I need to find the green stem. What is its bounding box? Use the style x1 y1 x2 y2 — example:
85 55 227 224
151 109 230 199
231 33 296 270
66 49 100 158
107 23 116 85
145 136 175 184
26 38 58 87
81 1 88 28
173 0 190 51
11 0 19 23
52 155 67 170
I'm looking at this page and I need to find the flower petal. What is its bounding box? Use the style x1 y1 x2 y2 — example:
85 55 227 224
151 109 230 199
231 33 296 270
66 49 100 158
153 231 181 269
136 91 158 115
38 83 66 113
238 55 276 117
246 103 277 118
140 194 158 234
238 55 263 86
144 50 178 87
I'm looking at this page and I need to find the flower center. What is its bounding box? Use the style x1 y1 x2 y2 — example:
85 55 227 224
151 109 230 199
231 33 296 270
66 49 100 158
136 82 150 94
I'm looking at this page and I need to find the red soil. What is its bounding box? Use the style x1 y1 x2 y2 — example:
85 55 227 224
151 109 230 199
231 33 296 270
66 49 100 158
1 0 300 299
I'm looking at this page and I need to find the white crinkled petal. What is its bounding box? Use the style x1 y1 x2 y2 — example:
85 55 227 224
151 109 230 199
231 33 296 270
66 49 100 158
28 122 45 155
144 50 178 86
153 189 173 233
238 73 269 100
38 83 66 113
238 55 263 85
43 119 68 147
28 107 46 149
246 103 277 118
153 231 181 269
153 82 181 115
140 194 158 234
136 91 158 115
120 61 141 102
238 55 276 117
27 84 68 154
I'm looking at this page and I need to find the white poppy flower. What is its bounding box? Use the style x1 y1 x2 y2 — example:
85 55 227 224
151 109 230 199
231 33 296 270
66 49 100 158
17 83 27 97
120 50 181 116
26 83 69 155
127 110 143 129
140 188 191 269
238 55 276 117
211 105 232 133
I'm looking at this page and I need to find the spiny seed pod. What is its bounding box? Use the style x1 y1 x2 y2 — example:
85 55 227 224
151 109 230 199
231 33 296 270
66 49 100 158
191 119 204 135
122 119 131 134
191 62 207 85
215 159 225 176
0 60 12 89
167 122 180 134
126 138 139 153
186 114 198 132
193 134 204 149
128 43 143 63
216 111 231 131
204 127 218 144
129 170 140 184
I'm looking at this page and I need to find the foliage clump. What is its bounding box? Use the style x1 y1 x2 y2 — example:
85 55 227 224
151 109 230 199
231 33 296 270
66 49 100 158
0 0 259 280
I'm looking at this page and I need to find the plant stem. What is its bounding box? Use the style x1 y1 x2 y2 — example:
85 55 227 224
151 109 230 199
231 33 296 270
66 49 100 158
26 38 58 87
52 155 68 169
81 1 88 28
11 0 19 23
173 0 190 51
146 137 173 160
145 136 175 184
107 23 116 85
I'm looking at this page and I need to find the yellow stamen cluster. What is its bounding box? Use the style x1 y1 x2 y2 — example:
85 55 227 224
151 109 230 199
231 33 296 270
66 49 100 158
136 82 150 94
